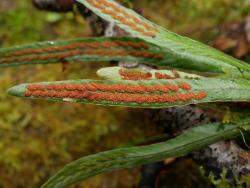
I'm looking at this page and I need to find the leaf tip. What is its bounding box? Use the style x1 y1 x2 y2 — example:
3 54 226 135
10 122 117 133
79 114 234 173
7 84 26 97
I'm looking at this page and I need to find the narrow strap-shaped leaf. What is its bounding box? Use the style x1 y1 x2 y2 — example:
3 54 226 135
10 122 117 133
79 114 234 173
0 37 166 67
41 118 250 188
76 0 250 78
97 66 202 80
8 78 250 108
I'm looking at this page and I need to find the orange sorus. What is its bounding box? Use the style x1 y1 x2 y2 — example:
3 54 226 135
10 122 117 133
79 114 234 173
26 82 183 94
152 84 178 92
119 69 152 80
155 72 174 80
25 90 208 103
193 91 208 100
178 82 192 90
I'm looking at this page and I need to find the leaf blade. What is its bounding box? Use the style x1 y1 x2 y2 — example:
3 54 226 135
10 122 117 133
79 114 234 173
7 78 250 108
76 0 250 77
41 119 250 188
0 37 165 67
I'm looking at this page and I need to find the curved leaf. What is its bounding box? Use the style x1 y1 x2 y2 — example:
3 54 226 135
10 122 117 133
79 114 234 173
76 0 250 78
41 119 250 188
0 37 166 67
7 78 250 108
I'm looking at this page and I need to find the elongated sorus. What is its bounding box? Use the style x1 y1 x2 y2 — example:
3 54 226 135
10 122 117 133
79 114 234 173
25 89 208 104
178 82 192 90
26 82 183 94
119 69 152 80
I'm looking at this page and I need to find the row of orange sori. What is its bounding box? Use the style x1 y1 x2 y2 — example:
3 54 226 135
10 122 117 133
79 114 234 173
24 90 208 103
26 82 192 94
86 0 159 37
119 69 153 80
0 49 163 64
0 41 150 58
119 70 181 81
